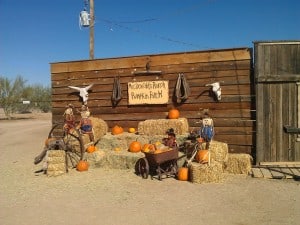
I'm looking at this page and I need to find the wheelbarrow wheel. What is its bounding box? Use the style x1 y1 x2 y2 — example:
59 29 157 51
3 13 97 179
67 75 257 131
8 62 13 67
137 158 149 179
48 123 84 169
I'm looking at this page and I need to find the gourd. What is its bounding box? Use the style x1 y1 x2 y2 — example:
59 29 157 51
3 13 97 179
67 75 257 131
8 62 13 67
76 160 89 171
168 109 180 119
196 150 210 164
86 145 96 153
112 125 124 135
177 167 189 181
129 141 142 153
128 127 136 133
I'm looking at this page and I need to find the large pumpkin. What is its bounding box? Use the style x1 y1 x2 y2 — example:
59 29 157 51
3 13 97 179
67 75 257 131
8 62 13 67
112 125 124 135
168 109 180 119
196 150 210 164
76 160 89 171
129 141 142 153
86 145 97 153
177 167 189 181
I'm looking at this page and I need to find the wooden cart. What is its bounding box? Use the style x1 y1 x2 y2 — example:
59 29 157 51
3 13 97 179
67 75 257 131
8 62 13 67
136 148 178 180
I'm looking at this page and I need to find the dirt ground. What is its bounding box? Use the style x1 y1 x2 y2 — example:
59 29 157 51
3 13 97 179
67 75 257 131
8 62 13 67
0 112 299 225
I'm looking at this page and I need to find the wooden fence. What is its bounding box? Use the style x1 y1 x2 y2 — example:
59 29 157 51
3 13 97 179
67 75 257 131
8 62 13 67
51 47 255 154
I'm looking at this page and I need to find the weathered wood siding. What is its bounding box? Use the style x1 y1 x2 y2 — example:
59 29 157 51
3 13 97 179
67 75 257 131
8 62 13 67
51 48 254 154
255 41 300 163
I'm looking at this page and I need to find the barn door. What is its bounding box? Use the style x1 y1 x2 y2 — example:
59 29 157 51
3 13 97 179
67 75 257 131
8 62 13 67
254 41 300 164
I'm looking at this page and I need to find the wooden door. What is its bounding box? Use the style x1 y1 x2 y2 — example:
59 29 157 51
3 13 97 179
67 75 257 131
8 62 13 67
255 41 300 164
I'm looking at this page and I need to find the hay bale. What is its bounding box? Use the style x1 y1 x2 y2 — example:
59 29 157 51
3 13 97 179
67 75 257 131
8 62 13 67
95 150 143 169
90 117 108 140
138 118 189 135
207 140 228 167
224 153 253 174
189 161 224 183
86 150 106 167
46 150 66 177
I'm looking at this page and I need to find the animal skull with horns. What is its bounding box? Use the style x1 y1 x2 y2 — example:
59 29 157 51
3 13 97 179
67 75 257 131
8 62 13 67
205 82 222 101
68 84 93 105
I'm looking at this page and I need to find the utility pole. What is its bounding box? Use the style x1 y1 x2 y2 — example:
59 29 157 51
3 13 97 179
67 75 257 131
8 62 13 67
89 0 94 59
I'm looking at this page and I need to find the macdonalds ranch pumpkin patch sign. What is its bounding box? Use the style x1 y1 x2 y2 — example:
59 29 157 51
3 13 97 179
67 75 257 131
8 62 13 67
128 80 169 105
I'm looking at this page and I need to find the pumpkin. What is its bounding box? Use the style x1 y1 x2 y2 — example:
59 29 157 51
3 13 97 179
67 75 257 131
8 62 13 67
128 127 136 133
142 143 151 152
129 141 142 153
112 125 124 135
196 150 210 164
76 160 89 172
114 147 121 152
197 137 204 143
86 145 96 153
177 167 189 181
45 137 56 147
168 109 180 119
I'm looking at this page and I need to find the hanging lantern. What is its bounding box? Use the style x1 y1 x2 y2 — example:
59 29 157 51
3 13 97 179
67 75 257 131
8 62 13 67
79 8 90 28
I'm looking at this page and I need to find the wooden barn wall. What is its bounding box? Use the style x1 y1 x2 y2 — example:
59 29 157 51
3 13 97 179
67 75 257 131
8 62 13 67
51 48 255 154
255 41 300 163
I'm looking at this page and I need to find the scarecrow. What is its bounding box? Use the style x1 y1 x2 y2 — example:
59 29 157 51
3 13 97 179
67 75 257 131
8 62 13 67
198 112 214 149
162 128 177 148
63 104 76 133
78 105 94 142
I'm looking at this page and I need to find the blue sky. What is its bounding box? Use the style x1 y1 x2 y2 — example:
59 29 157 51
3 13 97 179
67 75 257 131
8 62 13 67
0 0 299 86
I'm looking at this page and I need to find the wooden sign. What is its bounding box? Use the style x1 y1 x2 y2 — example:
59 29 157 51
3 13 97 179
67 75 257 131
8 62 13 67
128 80 169 105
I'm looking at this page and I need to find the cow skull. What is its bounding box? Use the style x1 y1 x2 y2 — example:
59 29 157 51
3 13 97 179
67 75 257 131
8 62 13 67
68 84 93 105
205 82 221 101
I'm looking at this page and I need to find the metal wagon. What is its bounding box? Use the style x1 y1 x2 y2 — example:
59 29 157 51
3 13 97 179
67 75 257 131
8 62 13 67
136 148 179 180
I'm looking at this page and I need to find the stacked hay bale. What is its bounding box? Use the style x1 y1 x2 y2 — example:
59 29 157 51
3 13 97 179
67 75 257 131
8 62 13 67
189 160 224 183
138 118 189 135
224 153 253 175
46 150 66 177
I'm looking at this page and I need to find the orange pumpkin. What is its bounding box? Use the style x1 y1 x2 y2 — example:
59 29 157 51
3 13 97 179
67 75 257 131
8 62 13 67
142 143 151 152
168 109 180 119
177 167 189 181
197 137 204 143
76 160 89 172
45 137 56 147
129 141 142 153
196 150 210 164
86 145 96 153
112 125 124 135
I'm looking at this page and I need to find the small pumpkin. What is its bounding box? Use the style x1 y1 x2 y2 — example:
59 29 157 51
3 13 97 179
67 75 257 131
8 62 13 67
177 167 189 181
142 143 151 152
128 127 136 133
76 160 89 172
114 147 121 152
129 141 142 153
112 125 124 135
197 137 204 143
86 145 96 153
196 150 210 164
168 109 180 119
45 137 56 147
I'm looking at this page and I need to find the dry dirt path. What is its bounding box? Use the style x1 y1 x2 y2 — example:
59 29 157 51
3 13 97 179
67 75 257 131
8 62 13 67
0 114 299 225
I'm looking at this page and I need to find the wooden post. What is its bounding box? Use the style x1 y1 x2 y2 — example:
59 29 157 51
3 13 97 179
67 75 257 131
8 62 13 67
89 0 94 59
